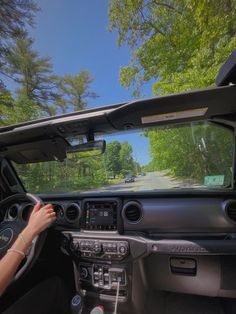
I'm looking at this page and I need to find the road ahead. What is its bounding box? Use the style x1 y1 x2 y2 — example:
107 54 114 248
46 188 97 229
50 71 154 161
89 171 180 193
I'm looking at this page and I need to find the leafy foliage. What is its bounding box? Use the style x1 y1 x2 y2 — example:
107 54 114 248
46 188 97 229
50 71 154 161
1 95 39 126
1 1 235 192
5 34 58 116
0 87 14 125
109 0 236 95
15 141 140 193
146 123 233 185
55 71 98 113
0 0 38 69
104 141 138 178
119 141 137 176
105 141 122 178
0 2 103 192
1 36 97 123
109 0 236 185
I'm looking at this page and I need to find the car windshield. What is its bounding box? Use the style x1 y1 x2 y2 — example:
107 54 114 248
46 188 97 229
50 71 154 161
14 121 234 194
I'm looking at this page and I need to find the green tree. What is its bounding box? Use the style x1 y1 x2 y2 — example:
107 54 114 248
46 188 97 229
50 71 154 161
0 0 38 74
0 86 14 126
5 34 57 116
109 0 236 96
146 123 233 184
120 142 136 176
56 71 98 113
109 0 236 185
105 141 122 178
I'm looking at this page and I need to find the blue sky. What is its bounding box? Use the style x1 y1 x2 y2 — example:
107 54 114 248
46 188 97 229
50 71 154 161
3 0 152 165
29 0 154 107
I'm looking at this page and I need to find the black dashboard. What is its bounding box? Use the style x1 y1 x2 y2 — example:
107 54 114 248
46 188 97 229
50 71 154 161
4 194 236 302
43 195 236 301
42 195 236 234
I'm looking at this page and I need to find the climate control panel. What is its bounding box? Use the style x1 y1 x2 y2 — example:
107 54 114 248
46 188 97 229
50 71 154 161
71 238 129 260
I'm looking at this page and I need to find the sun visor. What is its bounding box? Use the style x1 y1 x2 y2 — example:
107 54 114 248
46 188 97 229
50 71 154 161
0 138 69 164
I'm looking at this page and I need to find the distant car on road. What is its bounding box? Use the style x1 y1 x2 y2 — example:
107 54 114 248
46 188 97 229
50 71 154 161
141 172 146 176
124 174 135 183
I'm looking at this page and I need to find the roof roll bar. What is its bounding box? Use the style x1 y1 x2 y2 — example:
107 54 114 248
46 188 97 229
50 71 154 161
216 49 236 86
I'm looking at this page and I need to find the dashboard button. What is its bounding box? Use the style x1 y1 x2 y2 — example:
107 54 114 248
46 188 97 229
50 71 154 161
119 245 128 254
80 267 88 279
94 243 101 253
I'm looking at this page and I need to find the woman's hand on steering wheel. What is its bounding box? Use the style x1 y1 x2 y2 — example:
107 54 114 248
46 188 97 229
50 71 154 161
0 194 57 292
24 203 56 240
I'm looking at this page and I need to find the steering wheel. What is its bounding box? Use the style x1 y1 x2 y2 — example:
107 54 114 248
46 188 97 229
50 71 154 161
0 193 47 280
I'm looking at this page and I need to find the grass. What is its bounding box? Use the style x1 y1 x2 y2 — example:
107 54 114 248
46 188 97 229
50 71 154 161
107 177 123 185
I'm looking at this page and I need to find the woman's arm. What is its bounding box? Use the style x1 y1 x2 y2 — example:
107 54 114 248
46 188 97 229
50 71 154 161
0 202 56 296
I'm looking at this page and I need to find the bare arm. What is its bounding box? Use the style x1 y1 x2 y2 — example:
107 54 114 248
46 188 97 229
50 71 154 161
0 202 56 295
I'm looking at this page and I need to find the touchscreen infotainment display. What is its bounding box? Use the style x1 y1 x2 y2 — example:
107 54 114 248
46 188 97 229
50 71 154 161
89 207 114 225
83 201 117 231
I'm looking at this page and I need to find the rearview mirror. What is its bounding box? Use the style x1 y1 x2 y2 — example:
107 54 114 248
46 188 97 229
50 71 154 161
66 140 106 158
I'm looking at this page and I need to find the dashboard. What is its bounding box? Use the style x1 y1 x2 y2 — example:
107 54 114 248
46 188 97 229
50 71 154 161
49 195 236 300
40 196 236 234
4 195 236 234
3 195 236 301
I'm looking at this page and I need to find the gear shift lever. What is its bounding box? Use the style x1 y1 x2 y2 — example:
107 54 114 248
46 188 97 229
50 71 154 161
90 305 104 314
71 294 83 314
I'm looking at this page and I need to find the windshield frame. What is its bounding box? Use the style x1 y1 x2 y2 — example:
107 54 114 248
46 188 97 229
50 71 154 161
11 120 235 195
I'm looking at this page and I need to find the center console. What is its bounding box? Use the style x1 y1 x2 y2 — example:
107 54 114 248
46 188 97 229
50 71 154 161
78 199 128 297
61 198 134 310
79 262 127 290
60 198 147 313
71 238 129 260
70 236 129 295
81 199 120 231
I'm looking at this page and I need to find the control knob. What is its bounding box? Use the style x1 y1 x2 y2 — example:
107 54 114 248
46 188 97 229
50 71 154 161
80 267 88 280
119 244 128 255
94 242 102 253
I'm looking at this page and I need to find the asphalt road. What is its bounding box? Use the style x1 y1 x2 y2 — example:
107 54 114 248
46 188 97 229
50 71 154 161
92 171 180 193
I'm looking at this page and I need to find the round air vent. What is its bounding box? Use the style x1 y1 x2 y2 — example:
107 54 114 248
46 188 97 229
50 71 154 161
65 203 81 223
22 204 33 221
53 204 64 218
8 204 19 219
122 201 143 223
225 200 236 223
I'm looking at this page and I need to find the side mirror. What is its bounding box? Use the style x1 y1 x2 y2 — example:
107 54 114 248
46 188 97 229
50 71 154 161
66 140 106 158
